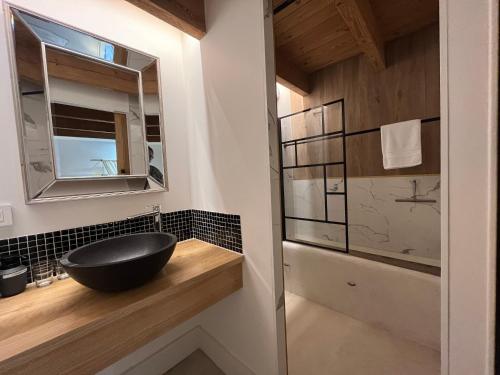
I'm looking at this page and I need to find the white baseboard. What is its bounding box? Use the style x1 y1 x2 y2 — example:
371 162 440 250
121 326 254 375
123 327 200 375
198 327 254 375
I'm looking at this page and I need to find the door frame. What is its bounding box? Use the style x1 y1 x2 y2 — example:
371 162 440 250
265 0 499 373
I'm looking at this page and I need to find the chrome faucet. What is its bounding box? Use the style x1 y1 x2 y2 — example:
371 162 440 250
127 204 162 232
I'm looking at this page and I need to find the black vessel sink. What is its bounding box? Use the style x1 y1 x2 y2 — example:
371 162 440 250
60 233 177 292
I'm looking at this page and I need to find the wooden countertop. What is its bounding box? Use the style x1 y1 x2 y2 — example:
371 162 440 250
0 239 243 374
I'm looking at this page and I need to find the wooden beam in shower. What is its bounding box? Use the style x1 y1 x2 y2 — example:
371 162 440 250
334 0 385 71
275 53 311 96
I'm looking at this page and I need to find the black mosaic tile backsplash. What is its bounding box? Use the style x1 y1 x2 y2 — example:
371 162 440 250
192 210 242 253
0 210 242 283
162 210 192 241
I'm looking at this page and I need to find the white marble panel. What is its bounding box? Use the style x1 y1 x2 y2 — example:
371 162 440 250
285 175 441 265
283 169 325 220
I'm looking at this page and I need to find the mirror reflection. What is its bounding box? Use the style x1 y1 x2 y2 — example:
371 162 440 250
142 62 164 185
16 10 155 70
8 7 167 202
13 11 54 198
46 46 146 178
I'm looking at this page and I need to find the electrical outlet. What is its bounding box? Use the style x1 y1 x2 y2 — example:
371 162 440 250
0 205 13 227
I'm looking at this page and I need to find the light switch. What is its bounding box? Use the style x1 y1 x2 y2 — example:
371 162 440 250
0 205 13 227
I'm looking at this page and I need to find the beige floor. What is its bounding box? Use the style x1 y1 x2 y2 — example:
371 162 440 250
286 292 440 375
165 349 224 375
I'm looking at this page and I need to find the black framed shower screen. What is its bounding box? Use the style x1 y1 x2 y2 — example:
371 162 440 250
278 98 350 253
277 98 440 254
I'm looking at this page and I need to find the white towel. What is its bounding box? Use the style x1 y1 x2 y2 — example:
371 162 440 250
380 119 422 169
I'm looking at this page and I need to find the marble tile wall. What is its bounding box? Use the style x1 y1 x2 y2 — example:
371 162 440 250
284 174 441 265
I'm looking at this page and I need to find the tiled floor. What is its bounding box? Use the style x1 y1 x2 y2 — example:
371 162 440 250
165 350 224 375
286 292 440 375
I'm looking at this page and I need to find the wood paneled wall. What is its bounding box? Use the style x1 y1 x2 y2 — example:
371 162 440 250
285 23 440 178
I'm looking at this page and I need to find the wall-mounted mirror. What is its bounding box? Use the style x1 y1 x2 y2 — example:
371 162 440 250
5 5 168 203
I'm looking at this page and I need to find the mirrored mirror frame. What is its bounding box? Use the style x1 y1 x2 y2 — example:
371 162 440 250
4 4 169 204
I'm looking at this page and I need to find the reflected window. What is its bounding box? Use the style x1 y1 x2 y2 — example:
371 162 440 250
102 43 114 62
51 104 123 178
145 115 163 184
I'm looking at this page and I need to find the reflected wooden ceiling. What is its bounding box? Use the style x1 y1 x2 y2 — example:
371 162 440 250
14 24 160 96
273 0 438 95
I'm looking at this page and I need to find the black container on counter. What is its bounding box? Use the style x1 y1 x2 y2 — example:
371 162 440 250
0 254 27 297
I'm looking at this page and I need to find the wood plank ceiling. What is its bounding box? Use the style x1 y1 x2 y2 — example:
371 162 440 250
273 0 438 95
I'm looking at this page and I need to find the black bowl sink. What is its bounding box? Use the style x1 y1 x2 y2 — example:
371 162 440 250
60 233 177 292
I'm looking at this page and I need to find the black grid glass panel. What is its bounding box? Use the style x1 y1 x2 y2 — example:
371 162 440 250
278 98 349 254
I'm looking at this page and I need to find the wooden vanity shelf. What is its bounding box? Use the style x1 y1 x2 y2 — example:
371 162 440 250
0 240 243 374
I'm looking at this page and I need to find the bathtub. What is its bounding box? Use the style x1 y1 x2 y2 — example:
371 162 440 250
283 241 440 350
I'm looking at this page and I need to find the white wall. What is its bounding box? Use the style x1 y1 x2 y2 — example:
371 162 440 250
0 0 193 238
276 83 291 118
181 0 282 373
443 0 498 373
0 1 284 374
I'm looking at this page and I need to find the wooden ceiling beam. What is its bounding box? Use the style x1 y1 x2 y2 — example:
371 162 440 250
275 53 311 96
334 0 385 70
273 0 314 23
126 0 206 39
